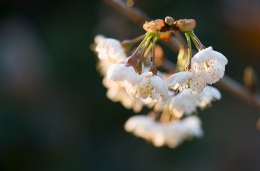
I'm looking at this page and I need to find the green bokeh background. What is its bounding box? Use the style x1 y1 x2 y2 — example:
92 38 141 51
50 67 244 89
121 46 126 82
0 0 260 170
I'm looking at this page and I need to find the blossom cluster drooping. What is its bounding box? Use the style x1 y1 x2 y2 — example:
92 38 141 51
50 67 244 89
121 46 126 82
92 16 228 148
124 115 203 148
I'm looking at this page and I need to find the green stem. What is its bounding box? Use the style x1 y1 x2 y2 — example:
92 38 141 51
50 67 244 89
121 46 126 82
137 37 150 74
188 30 205 51
130 34 146 44
132 32 152 55
149 36 158 75
152 36 156 63
121 34 146 52
184 32 192 71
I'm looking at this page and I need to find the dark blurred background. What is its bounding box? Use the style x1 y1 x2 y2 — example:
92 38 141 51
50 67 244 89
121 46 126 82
0 0 260 171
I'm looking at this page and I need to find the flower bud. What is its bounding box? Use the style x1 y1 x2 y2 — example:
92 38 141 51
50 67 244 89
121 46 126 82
143 19 165 32
175 19 196 32
164 16 175 26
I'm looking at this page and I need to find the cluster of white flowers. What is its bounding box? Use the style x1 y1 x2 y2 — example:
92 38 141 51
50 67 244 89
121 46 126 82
167 47 228 94
92 17 228 148
94 35 157 113
95 35 126 76
154 86 221 118
124 115 203 148
107 63 169 102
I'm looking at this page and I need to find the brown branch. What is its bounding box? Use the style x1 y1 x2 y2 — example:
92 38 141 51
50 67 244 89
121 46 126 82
103 0 150 27
103 0 260 112
215 76 260 111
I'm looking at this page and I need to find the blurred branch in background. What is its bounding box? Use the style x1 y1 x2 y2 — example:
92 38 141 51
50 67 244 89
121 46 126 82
103 0 260 113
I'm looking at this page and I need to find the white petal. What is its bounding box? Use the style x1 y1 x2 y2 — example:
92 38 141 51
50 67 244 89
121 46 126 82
190 76 207 94
191 46 228 85
107 63 118 81
211 50 228 65
94 34 105 44
202 86 221 100
124 115 152 132
167 71 192 90
95 38 126 62
167 71 192 85
169 89 198 115
124 80 140 99
139 75 151 99
191 46 213 63
150 75 169 101
152 126 166 147
181 116 203 137
107 63 137 82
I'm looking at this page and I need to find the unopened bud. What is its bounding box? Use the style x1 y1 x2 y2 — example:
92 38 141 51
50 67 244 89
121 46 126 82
143 19 165 32
175 19 196 32
164 16 175 26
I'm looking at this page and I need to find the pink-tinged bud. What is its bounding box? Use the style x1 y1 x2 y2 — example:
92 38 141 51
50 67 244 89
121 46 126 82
175 19 196 32
143 19 165 32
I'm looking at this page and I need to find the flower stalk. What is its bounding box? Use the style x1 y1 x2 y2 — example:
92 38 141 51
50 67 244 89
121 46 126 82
184 31 192 71
188 30 205 51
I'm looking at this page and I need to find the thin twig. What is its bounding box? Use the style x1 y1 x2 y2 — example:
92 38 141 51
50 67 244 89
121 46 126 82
103 0 260 112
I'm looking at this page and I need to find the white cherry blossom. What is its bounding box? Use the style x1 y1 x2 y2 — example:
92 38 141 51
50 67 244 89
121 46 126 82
95 37 126 62
167 71 193 91
190 75 207 94
103 77 144 113
167 71 207 94
191 46 228 84
153 91 174 113
123 80 140 99
164 116 203 148
153 86 221 119
107 63 137 82
197 86 221 108
124 115 203 148
124 115 155 139
167 47 227 94
107 63 141 98
139 72 169 102
168 89 199 117
94 36 126 75
94 34 105 44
